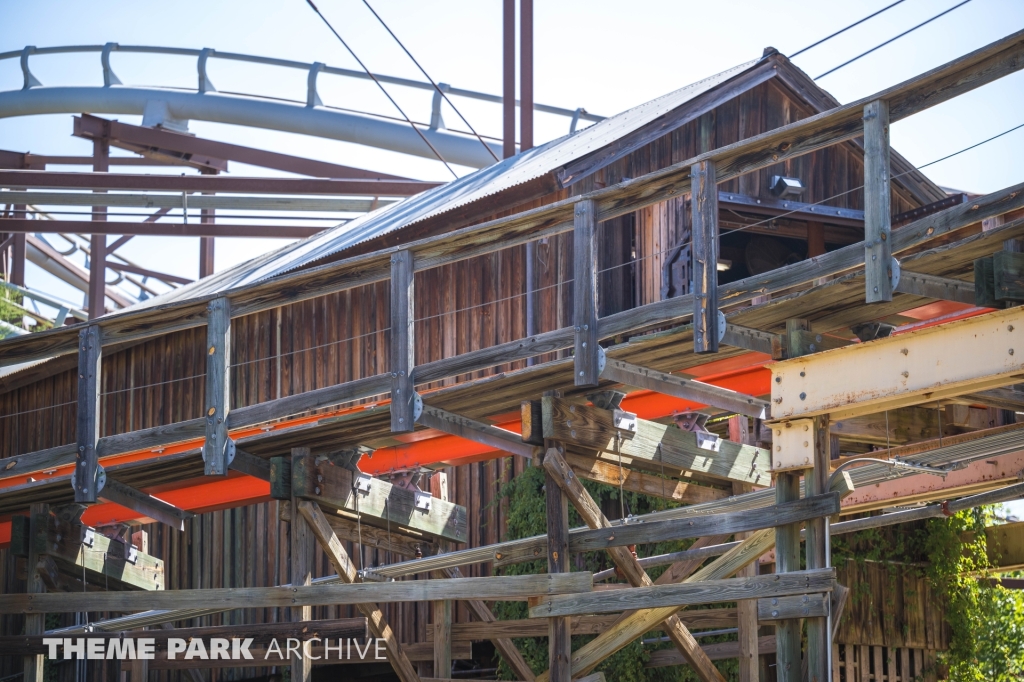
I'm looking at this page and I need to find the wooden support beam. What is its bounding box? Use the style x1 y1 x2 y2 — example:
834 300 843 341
774 471 802 682
541 397 770 486
543 448 725 682
432 586 453 678
864 99 893 303
533 529 777 682
562 451 728 505
546 457 572 682
805 416 830 682
89 136 109 320
573 198 599 386
528 568 834 619
731 481 759 682
391 249 416 433
0 563 593 613
722 323 783 359
692 159 720 353
74 325 102 503
22 503 47 682
646 636 777 669
771 306 1024 421
296 499 421 682
895 269 975 304
290 448 314 682
228 448 271 481
417 402 537 459
281 453 469 543
600 355 770 418
203 297 231 475
279 501 435 557
757 593 829 621
99 478 194 530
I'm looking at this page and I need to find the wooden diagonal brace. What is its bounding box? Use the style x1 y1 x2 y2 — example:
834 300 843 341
99 478 194 531
600 354 770 419
543 448 725 682
417 401 538 459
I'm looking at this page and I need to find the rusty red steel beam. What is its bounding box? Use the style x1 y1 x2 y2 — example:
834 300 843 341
0 218 322 239
74 114 419 181
0 171 441 196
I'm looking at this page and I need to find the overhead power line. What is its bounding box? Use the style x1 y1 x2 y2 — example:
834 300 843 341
790 0 908 58
815 0 974 80
305 0 459 178
361 0 500 163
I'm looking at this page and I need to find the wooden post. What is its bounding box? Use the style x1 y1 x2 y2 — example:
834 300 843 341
729 416 760 682
22 503 48 682
864 99 892 303
89 136 109 319
774 471 802 682
75 325 102 503
290 447 314 682
805 414 831 682
807 221 825 258
432 593 452 678
502 0 515 160
128 655 148 682
546 450 572 682
573 198 599 386
692 159 719 353
390 249 415 433
203 297 231 475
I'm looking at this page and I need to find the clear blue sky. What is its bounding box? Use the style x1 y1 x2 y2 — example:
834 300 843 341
2 0 1024 516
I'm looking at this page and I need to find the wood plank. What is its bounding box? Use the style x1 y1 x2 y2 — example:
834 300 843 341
542 448 724 682
864 99 893 303
805 415 831 682
99 477 194 531
74 325 102 503
391 249 416 433
562 451 728 505
545 460 572 682
646 636 776 668
994 250 1024 301
692 159 720 353
721 323 783 359
23 503 46 682
0 569 594 614
774 471 802 682
600 355 770 418
757 593 829 620
39 516 165 591
417 403 536 459
895 269 975 304
542 397 770 486
202 297 231 475
432 588 452 678
291 448 314 682
279 501 435 558
573 198 600 386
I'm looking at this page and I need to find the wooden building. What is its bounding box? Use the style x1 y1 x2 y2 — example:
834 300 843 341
2 30 1024 682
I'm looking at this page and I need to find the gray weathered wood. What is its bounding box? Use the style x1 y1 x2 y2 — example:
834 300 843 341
757 593 829 621
692 159 719 353
99 478 194 530
528 568 835 618
774 472 802 682
600 355 770 418
417 402 536 459
573 198 599 386
38 516 165 591
805 416 830 682
228 448 272 481
864 99 893 303
541 397 771 486
546 463 572 682
23 504 47 682
895 270 975 304
391 249 416 433
203 297 231 475
722 323 783 359
290 448 314 682
74 325 102 503
432 595 452 678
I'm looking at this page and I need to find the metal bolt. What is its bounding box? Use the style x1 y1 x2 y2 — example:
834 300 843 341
901 348 909 355
571 430 577 438
398 417 404 423
1009 325 1015 332
800 371 805 377
815 335 822 343
1011 349 1016 356
799 392 806 400
579 371 585 377
902 371 909 378
775 376 782 383
772 599 778 605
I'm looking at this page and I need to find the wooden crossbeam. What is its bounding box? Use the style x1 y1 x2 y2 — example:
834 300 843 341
417 402 537 459
541 397 770 486
391 249 416 433
600 355 770 418
543 448 724 682
0 565 593 614
895 270 975 304
771 306 1024 421
560 451 728 505
533 529 777 682
646 637 777 669
99 478 194 530
692 159 720 353
275 452 469 543
721 323 783 358
279 501 435 558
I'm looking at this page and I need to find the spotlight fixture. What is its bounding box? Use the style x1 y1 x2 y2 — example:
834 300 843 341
769 175 805 198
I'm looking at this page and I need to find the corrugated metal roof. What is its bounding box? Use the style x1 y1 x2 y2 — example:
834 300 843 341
135 58 761 308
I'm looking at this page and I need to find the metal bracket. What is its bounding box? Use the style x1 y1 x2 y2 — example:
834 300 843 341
596 345 607 375
357 568 390 582
354 473 373 493
21 46 41 90
570 107 585 134
695 432 722 452
412 392 424 422
890 257 901 290
225 438 236 466
306 61 324 107
101 43 121 87
71 464 106 497
198 48 216 93
717 310 727 344
82 528 95 549
414 490 433 512
125 544 139 565
611 408 638 434
429 82 450 130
